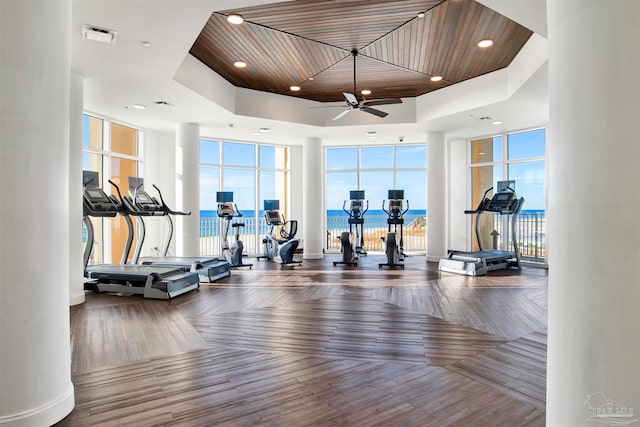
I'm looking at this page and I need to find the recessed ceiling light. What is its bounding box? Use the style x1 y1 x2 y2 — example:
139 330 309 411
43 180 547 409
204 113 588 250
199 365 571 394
227 13 244 25
361 89 372 96
492 120 503 125
141 41 152 47
308 77 314 81
290 85 301 91
252 132 261 136
234 61 247 68
132 104 146 110
258 128 271 133
478 39 494 48
430 75 443 82
417 12 426 18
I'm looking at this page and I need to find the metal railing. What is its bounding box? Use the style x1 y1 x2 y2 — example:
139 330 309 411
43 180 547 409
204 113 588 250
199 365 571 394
200 217 264 257
325 214 426 253
198 212 546 263
494 212 546 262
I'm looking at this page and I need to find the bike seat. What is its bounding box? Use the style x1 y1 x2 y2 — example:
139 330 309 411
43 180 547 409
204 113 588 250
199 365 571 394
232 223 244 228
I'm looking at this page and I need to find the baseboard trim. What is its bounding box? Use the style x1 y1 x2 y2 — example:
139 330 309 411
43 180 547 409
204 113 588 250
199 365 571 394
0 383 74 426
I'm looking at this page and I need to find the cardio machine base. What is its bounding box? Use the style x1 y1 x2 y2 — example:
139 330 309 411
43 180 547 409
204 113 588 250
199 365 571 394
438 250 521 276
84 264 200 299
139 256 231 282
378 232 405 269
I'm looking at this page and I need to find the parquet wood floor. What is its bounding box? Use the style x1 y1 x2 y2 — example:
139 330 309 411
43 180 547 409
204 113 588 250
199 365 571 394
58 253 548 426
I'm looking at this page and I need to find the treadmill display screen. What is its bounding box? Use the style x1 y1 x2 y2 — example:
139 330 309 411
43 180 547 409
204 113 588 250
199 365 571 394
266 211 281 223
87 189 107 201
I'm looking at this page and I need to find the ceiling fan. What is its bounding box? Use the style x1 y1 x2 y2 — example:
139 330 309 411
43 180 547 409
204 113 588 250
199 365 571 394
333 49 403 120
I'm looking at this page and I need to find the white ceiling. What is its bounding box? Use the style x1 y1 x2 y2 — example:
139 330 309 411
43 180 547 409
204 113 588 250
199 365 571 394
72 0 549 146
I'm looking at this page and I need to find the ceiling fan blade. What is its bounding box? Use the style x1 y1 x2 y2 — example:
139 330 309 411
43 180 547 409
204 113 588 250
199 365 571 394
332 108 352 120
363 98 403 107
361 106 388 118
343 92 358 105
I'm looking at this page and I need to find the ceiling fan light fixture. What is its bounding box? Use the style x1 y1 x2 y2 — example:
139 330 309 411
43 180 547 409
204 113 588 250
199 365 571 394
233 60 247 68
430 75 443 82
361 89 372 96
290 85 301 91
478 38 494 48
227 13 244 24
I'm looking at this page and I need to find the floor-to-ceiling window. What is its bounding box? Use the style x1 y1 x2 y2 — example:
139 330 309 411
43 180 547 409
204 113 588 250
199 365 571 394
82 114 143 264
199 139 289 256
470 128 546 263
325 144 427 253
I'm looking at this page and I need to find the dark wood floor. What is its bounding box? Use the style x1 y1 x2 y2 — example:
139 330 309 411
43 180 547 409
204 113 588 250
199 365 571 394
58 253 547 426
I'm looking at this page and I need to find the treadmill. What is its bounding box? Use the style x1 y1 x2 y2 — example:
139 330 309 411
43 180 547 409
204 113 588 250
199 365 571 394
126 177 231 282
82 171 200 299
439 180 525 276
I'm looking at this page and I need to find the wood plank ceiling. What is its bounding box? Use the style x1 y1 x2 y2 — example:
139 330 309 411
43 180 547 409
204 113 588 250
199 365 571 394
189 0 532 103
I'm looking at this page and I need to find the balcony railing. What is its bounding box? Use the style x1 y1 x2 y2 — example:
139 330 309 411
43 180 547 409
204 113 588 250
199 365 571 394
325 214 426 253
493 212 546 262
198 211 546 263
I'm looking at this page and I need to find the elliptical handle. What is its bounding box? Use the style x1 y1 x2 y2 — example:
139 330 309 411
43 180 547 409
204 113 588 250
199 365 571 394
342 200 350 215
362 200 369 216
402 200 410 216
234 203 243 217
381 200 389 215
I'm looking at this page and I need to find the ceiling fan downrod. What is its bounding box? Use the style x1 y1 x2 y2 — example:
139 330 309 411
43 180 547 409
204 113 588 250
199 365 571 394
352 49 358 99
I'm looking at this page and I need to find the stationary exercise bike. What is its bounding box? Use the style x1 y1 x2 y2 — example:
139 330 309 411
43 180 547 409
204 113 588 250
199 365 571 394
217 191 252 269
378 189 409 269
333 190 368 266
257 199 302 266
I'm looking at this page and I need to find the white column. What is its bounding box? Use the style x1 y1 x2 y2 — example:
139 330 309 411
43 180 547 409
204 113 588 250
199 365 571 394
546 1 640 425
426 132 446 261
302 137 323 258
447 138 469 251
69 72 85 306
175 123 200 257
0 1 75 425
145 130 177 257
289 145 304 226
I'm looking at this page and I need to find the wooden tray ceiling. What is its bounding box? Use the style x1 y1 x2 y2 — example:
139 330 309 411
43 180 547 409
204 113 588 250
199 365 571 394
189 0 532 103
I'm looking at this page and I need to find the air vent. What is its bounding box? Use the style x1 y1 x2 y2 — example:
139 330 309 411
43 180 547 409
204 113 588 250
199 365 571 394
81 25 118 44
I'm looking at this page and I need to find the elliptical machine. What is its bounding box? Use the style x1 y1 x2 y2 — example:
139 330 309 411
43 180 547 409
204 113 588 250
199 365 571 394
217 191 252 269
257 199 302 266
378 189 409 269
333 190 368 267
